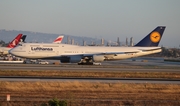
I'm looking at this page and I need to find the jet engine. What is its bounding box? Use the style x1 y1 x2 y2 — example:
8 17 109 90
92 55 105 62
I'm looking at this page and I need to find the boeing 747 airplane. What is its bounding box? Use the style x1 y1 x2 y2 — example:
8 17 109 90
9 26 166 65
0 34 26 56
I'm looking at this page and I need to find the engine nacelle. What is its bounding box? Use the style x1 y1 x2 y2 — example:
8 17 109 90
93 55 105 62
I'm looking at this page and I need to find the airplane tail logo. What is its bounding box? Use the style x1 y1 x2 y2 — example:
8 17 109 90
53 35 64 43
7 34 23 48
21 35 27 42
150 32 161 43
135 26 166 47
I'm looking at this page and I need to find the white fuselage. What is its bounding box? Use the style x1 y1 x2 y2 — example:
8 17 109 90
9 43 162 60
0 47 11 55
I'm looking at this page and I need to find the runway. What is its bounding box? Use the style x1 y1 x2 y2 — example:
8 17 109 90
0 63 180 72
0 57 180 84
1 76 180 84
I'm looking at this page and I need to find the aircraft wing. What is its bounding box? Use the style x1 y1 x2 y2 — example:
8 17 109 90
138 47 161 51
82 47 161 57
83 51 140 57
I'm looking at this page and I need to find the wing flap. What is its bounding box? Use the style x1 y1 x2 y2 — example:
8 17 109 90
139 47 161 52
83 51 140 57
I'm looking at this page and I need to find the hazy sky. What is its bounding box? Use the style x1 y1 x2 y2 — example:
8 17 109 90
0 0 180 47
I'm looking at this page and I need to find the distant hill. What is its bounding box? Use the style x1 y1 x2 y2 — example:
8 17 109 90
0 29 107 46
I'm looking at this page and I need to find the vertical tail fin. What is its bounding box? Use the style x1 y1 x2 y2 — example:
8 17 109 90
53 35 64 43
7 34 23 48
135 26 166 47
21 35 27 42
18 35 27 45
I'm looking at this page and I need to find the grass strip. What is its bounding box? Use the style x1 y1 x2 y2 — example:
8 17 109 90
0 70 180 79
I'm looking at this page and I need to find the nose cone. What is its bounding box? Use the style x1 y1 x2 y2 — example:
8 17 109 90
8 48 14 55
9 48 18 56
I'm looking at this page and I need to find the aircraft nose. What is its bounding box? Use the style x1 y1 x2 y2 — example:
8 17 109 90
8 49 12 54
9 48 15 55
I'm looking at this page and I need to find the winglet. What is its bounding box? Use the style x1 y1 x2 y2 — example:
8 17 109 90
53 35 64 43
7 34 23 48
135 26 166 47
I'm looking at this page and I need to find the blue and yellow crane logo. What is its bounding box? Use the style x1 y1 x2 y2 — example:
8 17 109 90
150 32 161 43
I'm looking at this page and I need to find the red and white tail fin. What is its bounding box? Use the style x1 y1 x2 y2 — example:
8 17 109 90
53 35 64 43
7 34 23 48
